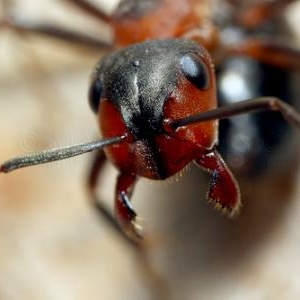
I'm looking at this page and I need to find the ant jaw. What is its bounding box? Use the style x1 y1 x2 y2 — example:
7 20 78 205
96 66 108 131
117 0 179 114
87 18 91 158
195 148 241 217
207 196 242 218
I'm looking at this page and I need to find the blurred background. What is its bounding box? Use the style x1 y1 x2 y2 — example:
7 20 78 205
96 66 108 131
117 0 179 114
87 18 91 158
0 1 300 299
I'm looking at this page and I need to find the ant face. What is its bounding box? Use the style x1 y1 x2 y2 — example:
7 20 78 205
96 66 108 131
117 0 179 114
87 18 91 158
90 39 217 143
88 39 219 181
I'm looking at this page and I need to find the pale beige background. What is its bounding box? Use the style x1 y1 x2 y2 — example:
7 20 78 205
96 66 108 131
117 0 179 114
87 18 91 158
0 1 300 300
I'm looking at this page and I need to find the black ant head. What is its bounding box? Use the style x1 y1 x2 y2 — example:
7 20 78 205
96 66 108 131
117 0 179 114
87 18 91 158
89 39 216 142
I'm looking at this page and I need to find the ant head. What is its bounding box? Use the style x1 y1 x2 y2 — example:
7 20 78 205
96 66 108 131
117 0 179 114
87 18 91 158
89 39 217 147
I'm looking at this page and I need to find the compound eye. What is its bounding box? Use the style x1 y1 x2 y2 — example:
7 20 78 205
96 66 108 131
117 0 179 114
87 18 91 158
180 54 210 90
88 77 102 113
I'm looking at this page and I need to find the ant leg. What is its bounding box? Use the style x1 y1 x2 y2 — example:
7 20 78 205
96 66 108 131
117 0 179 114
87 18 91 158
195 147 241 217
115 172 143 244
88 150 107 192
87 151 140 247
88 150 115 228
169 97 300 130
1 16 112 49
225 38 300 70
61 0 111 23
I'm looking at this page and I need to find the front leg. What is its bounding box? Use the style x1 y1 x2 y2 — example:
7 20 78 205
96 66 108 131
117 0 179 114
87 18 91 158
1 16 112 49
115 172 143 243
195 147 241 217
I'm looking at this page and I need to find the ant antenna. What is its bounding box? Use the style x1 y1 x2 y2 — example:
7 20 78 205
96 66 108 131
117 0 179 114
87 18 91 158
2 98 300 173
168 97 300 130
1 135 126 173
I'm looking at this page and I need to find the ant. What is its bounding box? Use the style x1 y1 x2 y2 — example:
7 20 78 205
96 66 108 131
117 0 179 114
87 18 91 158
1 0 300 244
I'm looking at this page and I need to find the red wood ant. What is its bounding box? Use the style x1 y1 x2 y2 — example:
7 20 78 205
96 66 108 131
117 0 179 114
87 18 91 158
1 0 300 244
